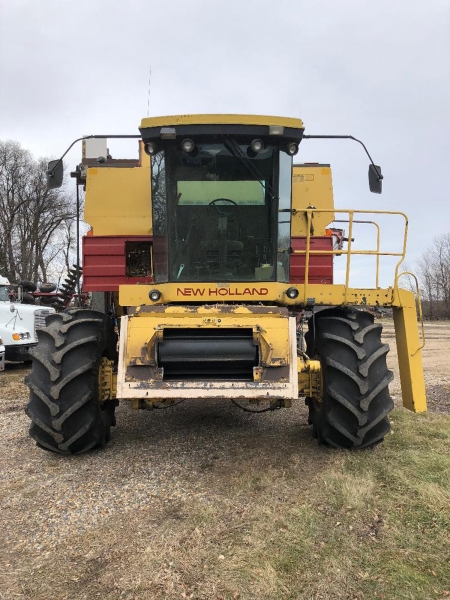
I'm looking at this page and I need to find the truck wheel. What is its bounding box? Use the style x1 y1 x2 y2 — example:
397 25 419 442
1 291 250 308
25 309 118 454
305 308 394 449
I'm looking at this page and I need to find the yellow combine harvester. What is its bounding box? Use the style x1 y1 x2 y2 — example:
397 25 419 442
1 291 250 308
25 114 426 454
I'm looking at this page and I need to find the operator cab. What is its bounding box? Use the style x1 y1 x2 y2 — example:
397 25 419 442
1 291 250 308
140 115 304 283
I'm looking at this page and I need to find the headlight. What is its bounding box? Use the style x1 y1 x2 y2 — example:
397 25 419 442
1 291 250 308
12 332 31 340
285 287 299 300
149 289 162 302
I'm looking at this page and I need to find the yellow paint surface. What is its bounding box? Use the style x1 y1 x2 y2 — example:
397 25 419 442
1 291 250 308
392 288 427 412
140 114 304 129
119 282 395 308
84 166 151 235
292 165 335 236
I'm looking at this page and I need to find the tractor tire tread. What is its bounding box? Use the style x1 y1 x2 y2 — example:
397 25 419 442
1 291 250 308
24 308 117 455
306 307 394 449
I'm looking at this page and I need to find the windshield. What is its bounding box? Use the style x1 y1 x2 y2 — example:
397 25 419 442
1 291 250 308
0 286 9 302
152 141 288 283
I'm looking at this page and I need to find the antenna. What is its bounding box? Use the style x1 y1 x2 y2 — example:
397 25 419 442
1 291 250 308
147 66 152 117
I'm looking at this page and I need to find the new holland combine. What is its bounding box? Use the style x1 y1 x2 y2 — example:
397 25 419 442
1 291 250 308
25 115 426 454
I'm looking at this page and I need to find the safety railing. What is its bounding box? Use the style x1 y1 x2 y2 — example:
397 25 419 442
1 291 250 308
332 219 381 287
395 271 426 354
291 209 409 305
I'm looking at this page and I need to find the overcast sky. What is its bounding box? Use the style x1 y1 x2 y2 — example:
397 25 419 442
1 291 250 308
1 0 449 286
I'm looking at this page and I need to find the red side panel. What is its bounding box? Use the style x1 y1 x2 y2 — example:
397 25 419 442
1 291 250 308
83 236 154 292
290 236 333 284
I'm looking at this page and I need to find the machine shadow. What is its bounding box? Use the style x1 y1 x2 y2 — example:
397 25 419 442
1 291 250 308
109 398 328 468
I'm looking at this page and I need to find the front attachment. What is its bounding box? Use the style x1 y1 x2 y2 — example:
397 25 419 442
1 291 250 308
117 305 298 402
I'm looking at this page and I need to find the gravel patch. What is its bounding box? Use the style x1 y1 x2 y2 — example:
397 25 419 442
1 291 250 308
0 384 315 552
425 384 450 414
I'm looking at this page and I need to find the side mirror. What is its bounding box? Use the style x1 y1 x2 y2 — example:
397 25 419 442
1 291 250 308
47 159 64 189
368 164 383 194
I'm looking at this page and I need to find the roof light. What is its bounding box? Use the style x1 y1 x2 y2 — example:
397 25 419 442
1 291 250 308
269 125 284 136
286 142 299 156
181 138 195 153
144 142 158 156
160 127 176 139
247 138 265 158
250 139 264 153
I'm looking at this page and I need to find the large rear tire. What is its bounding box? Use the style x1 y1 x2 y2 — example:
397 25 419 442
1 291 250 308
305 308 394 449
25 309 118 454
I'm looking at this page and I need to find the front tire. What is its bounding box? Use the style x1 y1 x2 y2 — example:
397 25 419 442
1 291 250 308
305 308 394 449
25 309 117 454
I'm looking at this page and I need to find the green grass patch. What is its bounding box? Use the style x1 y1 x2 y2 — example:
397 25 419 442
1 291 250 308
248 409 450 599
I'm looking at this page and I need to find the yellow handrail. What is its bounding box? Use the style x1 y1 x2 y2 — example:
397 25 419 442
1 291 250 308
395 271 425 355
292 249 403 256
293 208 408 300
303 209 312 304
332 219 381 287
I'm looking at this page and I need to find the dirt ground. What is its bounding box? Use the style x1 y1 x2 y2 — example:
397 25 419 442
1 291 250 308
0 319 449 599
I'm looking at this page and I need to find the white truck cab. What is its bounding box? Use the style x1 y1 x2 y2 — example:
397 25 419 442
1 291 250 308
0 275 55 362
0 335 5 371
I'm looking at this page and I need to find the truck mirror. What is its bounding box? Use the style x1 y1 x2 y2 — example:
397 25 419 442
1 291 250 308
368 164 382 194
47 159 64 189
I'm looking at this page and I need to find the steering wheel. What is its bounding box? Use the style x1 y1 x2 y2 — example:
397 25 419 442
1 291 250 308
208 198 239 222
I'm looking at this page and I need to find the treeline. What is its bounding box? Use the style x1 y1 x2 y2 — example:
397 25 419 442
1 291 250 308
0 140 77 284
418 233 450 320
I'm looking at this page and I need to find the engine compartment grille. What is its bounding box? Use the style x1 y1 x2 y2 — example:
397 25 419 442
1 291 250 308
158 328 258 381
34 309 52 339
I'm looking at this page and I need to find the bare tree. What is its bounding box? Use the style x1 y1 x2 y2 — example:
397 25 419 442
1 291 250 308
0 140 76 284
397 261 416 293
151 151 166 234
417 233 450 319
